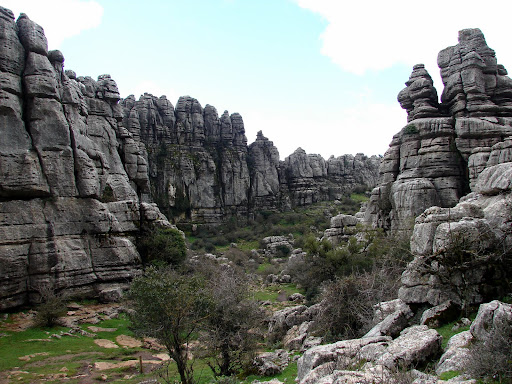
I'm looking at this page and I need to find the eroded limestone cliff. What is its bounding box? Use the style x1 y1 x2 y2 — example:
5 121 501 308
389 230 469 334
122 95 380 223
365 29 512 231
0 8 169 310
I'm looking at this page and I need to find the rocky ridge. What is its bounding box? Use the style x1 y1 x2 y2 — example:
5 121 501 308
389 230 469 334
122 95 381 223
0 8 171 310
364 28 512 232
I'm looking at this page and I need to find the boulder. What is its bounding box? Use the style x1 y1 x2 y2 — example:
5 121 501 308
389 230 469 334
253 349 290 376
420 301 461 328
297 336 391 383
436 331 473 375
375 325 442 369
364 301 413 338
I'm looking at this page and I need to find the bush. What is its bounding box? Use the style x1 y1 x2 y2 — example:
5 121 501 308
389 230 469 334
466 322 512 382
138 227 186 266
275 244 291 258
313 260 404 341
33 285 67 328
403 123 418 134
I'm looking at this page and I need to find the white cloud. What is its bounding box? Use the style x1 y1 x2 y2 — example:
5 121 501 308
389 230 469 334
294 0 512 82
2 0 103 49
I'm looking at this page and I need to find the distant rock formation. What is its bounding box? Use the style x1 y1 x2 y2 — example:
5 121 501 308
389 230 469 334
365 28 512 231
0 8 170 310
122 94 380 223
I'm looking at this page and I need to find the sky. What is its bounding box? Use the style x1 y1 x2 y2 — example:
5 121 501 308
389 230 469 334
3 0 512 159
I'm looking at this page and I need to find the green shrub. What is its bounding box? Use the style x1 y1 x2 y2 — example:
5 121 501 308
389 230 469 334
32 285 67 328
127 267 211 384
275 244 291 258
138 227 187 266
403 123 418 134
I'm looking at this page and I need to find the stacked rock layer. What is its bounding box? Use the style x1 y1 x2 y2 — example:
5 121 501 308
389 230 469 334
365 28 512 232
0 8 170 310
121 96 381 223
363 28 512 311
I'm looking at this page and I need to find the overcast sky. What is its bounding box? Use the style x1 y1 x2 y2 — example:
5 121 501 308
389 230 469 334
4 0 512 159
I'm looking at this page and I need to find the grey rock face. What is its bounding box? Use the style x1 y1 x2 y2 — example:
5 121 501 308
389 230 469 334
398 151 512 308
364 29 512 232
248 131 281 210
0 9 169 310
122 94 252 223
322 214 360 245
122 94 380 224
283 148 380 208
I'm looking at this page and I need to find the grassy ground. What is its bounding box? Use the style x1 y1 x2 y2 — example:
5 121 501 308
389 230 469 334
252 283 303 303
0 309 155 383
0 279 304 384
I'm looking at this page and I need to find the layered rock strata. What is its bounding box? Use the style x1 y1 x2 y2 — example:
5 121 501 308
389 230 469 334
365 28 512 231
0 8 169 310
122 95 381 223
398 137 512 309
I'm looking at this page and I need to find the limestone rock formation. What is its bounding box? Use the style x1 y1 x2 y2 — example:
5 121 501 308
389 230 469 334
122 94 380 223
398 138 512 309
248 131 282 210
0 8 168 310
282 149 380 207
365 29 512 232
122 94 252 223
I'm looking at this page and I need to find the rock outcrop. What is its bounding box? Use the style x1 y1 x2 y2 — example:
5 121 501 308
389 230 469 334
282 148 380 207
122 94 381 223
398 136 512 309
365 29 512 312
365 28 512 232
0 8 169 310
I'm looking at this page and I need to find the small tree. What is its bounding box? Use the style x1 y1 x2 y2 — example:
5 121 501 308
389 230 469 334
200 266 262 377
126 267 211 384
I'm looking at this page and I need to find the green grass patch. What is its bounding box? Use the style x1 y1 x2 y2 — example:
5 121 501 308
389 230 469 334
237 240 260 251
252 283 303 303
439 370 461 380
350 193 369 203
435 314 476 350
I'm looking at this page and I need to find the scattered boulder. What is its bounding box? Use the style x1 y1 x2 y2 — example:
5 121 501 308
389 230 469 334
470 300 512 341
297 336 392 383
376 325 442 369
364 300 413 338
98 287 123 303
420 300 461 328
436 331 473 376
283 321 313 350
253 349 290 376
